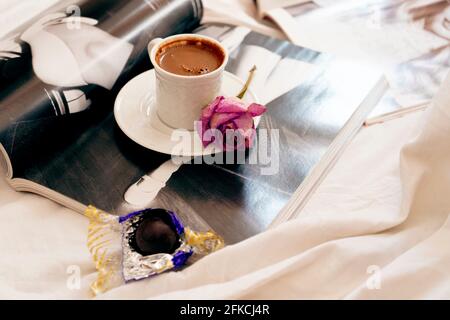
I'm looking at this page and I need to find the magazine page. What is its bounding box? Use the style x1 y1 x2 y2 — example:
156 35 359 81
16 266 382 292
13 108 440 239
0 0 202 176
12 21 382 244
257 0 450 116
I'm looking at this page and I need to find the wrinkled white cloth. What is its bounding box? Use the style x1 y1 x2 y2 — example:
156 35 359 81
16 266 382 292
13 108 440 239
1 0 450 300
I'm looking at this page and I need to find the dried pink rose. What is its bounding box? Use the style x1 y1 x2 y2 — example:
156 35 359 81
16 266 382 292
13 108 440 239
197 96 266 151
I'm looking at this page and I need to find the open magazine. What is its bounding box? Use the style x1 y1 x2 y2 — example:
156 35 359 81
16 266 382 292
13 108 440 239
0 0 386 244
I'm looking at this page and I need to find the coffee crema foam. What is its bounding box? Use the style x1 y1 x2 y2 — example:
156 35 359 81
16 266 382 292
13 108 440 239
156 39 225 76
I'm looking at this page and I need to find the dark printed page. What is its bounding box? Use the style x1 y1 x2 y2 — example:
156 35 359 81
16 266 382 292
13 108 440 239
0 0 202 173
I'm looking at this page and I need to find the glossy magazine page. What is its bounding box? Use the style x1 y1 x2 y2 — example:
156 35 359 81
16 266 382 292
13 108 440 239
0 2 383 245
0 0 202 174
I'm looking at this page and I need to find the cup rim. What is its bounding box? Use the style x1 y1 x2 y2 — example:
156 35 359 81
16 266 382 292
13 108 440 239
149 33 229 80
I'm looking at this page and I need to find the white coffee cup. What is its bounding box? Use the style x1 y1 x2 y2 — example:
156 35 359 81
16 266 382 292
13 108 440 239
148 34 229 130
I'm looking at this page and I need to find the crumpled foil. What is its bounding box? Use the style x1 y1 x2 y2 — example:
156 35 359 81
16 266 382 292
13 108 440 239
85 206 224 295
120 209 194 282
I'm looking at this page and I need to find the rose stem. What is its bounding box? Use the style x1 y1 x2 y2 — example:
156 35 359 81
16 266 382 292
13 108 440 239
236 65 257 99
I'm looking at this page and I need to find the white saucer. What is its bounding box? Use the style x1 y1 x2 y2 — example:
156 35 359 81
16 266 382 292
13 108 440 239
114 70 259 157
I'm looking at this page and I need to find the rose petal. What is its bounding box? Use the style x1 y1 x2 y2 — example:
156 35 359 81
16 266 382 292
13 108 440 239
200 96 224 121
220 113 256 151
201 127 223 148
232 113 254 131
198 96 225 147
216 97 247 113
198 96 266 151
223 128 250 152
210 112 241 129
247 103 267 116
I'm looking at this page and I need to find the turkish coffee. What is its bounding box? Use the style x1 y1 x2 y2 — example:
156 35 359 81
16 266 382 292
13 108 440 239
156 38 225 76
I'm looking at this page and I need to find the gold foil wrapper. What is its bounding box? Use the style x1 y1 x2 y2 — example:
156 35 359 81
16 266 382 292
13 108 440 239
185 228 225 254
85 205 122 295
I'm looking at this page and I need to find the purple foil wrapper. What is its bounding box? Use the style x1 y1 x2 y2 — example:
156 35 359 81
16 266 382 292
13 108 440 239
120 208 192 282
172 250 193 268
168 210 185 235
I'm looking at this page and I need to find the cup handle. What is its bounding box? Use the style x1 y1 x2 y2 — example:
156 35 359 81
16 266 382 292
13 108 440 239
148 38 163 60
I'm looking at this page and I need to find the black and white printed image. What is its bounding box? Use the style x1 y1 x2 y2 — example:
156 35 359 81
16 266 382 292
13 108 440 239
1 8 137 120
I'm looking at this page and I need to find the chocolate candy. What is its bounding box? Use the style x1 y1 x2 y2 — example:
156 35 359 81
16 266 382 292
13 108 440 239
133 211 179 256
